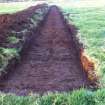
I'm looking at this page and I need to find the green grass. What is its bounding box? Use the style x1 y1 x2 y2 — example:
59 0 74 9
7 36 20 44
0 2 35 14
63 7 105 84
0 89 105 105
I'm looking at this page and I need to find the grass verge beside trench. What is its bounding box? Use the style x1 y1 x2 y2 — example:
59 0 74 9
63 7 105 85
0 89 105 105
0 2 41 14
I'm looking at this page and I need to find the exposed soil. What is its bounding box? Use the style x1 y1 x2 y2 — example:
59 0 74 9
0 4 47 45
0 6 89 95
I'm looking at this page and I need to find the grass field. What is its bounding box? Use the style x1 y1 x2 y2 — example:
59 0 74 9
0 2 31 14
0 1 46 14
0 1 105 105
0 88 105 105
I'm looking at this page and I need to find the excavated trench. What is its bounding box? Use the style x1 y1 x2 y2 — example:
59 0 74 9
0 6 89 95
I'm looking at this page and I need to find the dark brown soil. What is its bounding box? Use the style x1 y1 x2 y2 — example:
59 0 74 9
0 6 89 95
0 4 46 45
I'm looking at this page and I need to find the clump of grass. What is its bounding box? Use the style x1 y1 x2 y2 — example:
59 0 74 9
69 89 95 105
30 18 38 27
0 47 19 72
30 9 46 27
0 47 19 58
7 36 20 44
94 88 105 105
39 92 68 105
29 6 49 28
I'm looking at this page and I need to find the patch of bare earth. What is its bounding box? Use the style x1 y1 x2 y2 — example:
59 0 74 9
0 6 89 95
